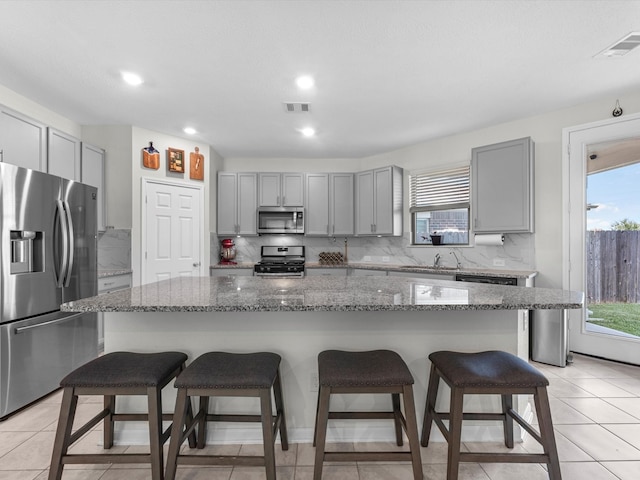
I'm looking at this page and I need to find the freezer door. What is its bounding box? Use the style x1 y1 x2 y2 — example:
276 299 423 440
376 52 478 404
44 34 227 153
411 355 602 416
60 179 97 303
0 163 62 323
0 310 98 419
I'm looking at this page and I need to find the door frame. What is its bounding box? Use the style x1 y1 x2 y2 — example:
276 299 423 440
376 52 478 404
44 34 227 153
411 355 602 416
563 112 640 364
141 177 205 285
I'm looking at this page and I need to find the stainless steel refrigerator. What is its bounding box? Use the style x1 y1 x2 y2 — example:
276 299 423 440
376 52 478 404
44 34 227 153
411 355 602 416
0 162 99 419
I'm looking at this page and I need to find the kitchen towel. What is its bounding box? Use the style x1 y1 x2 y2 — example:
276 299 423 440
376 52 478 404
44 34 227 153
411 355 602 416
474 233 504 246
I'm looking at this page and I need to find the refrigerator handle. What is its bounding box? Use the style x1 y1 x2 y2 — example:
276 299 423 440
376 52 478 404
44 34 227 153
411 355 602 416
55 200 69 288
63 200 75 287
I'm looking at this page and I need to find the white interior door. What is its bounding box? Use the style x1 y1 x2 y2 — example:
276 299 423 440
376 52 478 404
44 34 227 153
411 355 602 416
143 179 203 285
564 113 640 365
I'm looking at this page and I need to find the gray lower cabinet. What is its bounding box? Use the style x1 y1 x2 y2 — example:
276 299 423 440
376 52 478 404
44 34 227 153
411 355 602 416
472 137 534 233
97 273 131 348
48 128 81 181
0 106 47 172
217 172 258 236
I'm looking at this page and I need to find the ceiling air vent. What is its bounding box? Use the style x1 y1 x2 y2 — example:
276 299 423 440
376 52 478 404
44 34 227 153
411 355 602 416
596 32 640 57
283 102 311 113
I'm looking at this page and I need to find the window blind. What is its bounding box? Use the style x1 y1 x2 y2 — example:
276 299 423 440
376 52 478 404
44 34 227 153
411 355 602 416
409 166 470 212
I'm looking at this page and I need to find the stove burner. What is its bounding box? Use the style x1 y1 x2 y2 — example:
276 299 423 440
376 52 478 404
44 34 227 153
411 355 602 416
254 245 306 277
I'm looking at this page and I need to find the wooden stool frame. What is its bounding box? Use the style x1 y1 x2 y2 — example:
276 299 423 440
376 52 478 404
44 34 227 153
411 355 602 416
165 368 288 480
313 384 423 480
48 362 194 480
421 362 562 480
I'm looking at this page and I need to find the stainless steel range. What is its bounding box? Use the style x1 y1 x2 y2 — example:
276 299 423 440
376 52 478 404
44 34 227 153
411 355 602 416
254 246 305 277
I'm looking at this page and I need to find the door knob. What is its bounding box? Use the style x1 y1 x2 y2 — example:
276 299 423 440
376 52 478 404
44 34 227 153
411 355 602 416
193 262 201 267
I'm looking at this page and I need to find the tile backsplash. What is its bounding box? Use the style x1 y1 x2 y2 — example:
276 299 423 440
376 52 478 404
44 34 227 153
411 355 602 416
212 233 535 271
98 228 131 271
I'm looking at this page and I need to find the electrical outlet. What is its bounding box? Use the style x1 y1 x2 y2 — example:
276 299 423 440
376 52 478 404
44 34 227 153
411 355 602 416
493 258 505 267
363 256 372 262
382 256 390 262
310 373 319 392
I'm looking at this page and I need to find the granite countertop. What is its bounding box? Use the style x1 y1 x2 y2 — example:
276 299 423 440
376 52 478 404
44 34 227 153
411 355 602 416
209 262 536 279
62 276 582 313
98 269 133 279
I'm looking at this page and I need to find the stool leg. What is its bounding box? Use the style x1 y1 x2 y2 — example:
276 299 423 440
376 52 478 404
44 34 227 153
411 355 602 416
312 386 321 447
446 387 464 480
534 387 562 480
103 394 116 449
48 387 78 480
402 385 424 480
313 385 331 480
421 364 440 447
260 388 276 480
147 386 164 480
392 393 403 446
185 395 197 448
196 395 210 448
165 388 190 480
501 394 514 448
273 369 289 450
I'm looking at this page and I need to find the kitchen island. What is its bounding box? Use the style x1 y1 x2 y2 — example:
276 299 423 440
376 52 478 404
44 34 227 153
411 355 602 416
62 275 583 445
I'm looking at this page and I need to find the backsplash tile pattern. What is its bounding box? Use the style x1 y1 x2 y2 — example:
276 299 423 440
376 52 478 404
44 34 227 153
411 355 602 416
98 229 131 271
211 233 535 271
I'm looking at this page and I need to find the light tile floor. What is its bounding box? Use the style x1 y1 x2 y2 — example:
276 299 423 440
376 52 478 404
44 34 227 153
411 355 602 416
0 353 639 479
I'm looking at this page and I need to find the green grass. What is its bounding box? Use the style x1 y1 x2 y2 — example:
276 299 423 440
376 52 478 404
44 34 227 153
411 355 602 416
587 303 640 337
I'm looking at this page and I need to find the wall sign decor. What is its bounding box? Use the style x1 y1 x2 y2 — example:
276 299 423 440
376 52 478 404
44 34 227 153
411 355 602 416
167 147 185 173
142 141 160 169
189 146 204 180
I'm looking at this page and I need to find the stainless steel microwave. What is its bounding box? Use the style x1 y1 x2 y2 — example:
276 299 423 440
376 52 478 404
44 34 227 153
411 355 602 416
257 207 304 234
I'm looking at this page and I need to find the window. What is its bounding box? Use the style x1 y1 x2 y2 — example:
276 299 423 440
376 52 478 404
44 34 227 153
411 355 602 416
410 166 470 245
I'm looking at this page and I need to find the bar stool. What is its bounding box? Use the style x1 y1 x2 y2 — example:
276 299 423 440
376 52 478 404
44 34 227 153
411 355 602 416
421 350 561 480
165 351 288 480
313 349 423 480
48 351 194 480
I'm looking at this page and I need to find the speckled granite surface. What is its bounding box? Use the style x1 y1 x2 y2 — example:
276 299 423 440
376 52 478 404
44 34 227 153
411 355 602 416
62 276 582 313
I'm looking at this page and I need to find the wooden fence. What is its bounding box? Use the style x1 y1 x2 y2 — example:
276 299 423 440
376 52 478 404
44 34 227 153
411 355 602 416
587 231 640 303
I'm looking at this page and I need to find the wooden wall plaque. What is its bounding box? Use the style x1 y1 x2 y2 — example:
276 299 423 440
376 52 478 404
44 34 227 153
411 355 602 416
190 146 204 180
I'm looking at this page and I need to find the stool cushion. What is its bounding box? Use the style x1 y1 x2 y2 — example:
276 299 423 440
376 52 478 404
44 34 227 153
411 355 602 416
318 350 414 387
175 352 281 389
429 350 549 388
60 351 188 388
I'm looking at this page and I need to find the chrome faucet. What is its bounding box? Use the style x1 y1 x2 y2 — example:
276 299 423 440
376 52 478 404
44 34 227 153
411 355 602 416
433 253 441 268
450 251 462 269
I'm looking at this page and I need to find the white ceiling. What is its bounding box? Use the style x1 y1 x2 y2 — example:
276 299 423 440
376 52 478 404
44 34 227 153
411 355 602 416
1 0 639 159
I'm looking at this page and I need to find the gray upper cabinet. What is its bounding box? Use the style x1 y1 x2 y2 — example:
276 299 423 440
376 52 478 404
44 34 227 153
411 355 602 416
305 173 354 236
355 166 403 236
81 143 106 232
48 128 81 180
472 137 534 233
0 106 47 172
258 172 304 207
217 172 258 236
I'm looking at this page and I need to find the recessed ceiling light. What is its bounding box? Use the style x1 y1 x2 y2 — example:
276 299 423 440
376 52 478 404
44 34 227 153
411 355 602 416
296 75 315 89
121 71 143 86
301 127 315 137
183 127 197 135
